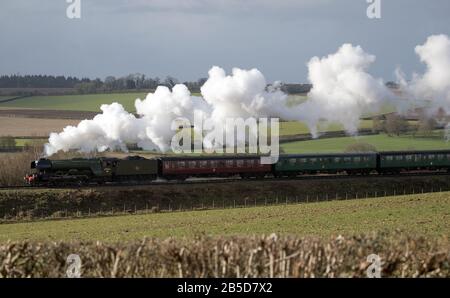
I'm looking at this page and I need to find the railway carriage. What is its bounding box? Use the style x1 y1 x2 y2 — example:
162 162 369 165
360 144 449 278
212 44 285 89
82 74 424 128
160 155 271 180
275 153 377 176
378 150 450 173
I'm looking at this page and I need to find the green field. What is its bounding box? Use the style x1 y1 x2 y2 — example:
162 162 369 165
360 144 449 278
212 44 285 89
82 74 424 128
0 92 204 112
279 120 375 136
14 138 46 146
0 93 148 112
0 96 16 101
0 192 448 242
281 133 450 153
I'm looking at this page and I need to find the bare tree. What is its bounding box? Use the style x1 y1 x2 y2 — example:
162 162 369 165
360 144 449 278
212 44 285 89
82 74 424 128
384 114 409 136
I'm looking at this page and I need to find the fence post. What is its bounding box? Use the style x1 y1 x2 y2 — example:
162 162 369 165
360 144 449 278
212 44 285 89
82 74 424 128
213 200 215 209
234 200 236 208
306 195 309 203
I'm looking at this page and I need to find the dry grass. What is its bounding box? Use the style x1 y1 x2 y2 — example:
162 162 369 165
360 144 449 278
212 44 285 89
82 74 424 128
0 146 103 186
0 116 79 137
0 148 41 186
0 232 448 277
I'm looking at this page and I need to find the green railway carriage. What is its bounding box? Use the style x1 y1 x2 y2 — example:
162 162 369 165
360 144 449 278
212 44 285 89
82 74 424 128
378 150 450 172
275 153 377 176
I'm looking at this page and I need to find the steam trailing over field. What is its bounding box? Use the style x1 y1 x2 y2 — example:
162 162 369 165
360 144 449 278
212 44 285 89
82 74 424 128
44 34 450 156
302 44 395 137
45 67 290 156
397 34 450 114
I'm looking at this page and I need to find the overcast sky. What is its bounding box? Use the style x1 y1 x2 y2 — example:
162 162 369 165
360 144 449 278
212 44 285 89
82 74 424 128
0 0 449 83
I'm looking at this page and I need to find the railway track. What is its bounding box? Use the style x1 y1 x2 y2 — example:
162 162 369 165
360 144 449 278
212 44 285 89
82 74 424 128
1 171 450 190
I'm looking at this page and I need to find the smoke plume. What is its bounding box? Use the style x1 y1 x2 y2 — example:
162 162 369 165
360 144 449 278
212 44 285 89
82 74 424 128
44 34 450 156
44 67 289 156
302 43 394 136
397 34 450 114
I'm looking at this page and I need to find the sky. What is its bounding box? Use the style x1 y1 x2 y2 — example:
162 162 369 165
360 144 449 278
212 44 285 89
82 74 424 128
0 0 449 83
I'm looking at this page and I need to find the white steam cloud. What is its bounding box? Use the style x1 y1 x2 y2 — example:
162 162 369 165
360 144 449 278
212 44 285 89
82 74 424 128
303 43 394 136
397 34 450 114
44 67 290 156
44 34 450 156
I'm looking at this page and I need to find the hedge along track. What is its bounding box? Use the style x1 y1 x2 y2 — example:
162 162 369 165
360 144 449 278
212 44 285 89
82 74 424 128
2 170 450 190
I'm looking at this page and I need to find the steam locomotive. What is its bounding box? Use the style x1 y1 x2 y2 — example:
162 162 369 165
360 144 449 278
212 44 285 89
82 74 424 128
24 150 450 186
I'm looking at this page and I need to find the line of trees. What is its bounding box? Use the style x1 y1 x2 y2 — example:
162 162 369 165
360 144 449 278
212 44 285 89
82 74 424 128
0 74 208 94
0 75 90 89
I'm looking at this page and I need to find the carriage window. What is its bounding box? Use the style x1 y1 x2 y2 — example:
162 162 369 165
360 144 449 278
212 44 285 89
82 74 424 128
437 154 444 160
200 160 208 168
178 161 185 168
415 155 422 160
447 154 450 159
386 156 393 161
344 157 351 162
395 156 403 161
334 157 341 162
210 160 217 167
300 158 307 163
354 157 361 162
226 160 234 167
428 154 435 159
310 158 317 163
289 159 296 165
236 160 244 167
406 155 413 161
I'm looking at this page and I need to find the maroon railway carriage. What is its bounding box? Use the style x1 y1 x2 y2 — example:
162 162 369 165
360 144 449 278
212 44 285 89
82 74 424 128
159 155 272 180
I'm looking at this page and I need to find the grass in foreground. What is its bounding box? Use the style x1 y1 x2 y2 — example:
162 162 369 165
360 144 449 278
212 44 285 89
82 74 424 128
0 192 448 242
281 133 450 153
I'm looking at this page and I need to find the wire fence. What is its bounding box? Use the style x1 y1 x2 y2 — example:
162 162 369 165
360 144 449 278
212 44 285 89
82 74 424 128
3 185 447 223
